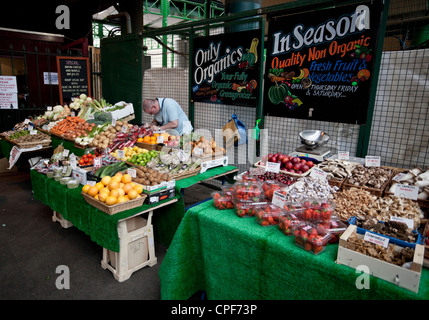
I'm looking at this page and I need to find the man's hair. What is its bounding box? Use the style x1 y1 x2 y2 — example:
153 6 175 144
143 99 156 112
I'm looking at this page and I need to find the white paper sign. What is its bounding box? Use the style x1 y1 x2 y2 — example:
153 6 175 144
272 191 287 208
390 216 414 229
127 168 136 178
266 161 280 173
394 184 419 201
0 92 18 109
338 151 350 160
43 72 59 85
93 157 102 168
365 156 380 167
364 231 389 248
117 150 125 159
62 149 69 157
0 76 17 93
310 167 328 180
193 147 203 156
157 135 164 144
8 145 22 169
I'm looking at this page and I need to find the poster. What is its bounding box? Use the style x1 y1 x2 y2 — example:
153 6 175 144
0 76 18 109
191 30 261 107
263 1 384 124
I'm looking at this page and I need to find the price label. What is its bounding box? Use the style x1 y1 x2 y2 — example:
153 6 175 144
62 166 67 174
117 150 125 159
30 130 37 135
157 135 164 144
24 119 30 124
364 231 389 248
176 150 189 162
87 180 96 186
338 151 350 160
121 125 127 133
272 191 287 208
310 167 328 180
70 158 77 169
93 157 102 168
392 172 406 182
28 125 34 131
390 216 414 229
127 168 136 178
394 183 419 201
47 106 52 111
266 161 280 173
365 156 380 167
71 111 75 117
62 149 69 157
111 119 116 127
88 114 95 120
193 147 203 156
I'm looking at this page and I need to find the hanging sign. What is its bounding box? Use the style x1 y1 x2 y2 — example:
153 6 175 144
263 1 384 124
191 29 261 107
56 56 91 105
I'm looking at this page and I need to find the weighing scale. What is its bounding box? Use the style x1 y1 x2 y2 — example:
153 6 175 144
289 130 334 162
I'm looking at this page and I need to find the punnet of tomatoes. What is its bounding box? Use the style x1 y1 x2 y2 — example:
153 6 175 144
233 199 266 218
292 223 332 255
211 191 234 210
255 203 284 226
79 153 96 166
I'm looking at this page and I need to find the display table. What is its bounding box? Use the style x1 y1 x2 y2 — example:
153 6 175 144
30 165 238 251
159 200 429 300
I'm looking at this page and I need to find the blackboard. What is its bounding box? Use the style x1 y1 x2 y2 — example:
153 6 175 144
56 56 91 105
263 1 384 124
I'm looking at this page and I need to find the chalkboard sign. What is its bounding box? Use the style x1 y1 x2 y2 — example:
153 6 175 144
56 56 91 105
191 30 261 107
263 1 384 124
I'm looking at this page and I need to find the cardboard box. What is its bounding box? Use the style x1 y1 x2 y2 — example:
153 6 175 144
336 225 424 293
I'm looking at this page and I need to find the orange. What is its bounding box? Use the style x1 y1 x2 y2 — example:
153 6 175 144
82 184 91 193
137 137 144 142
143 136 150 143
95 182 104 190
98 191 109 202
110 189 119 198
101 176 112 186
100 187 110 195
108 180 119 190
128 189 138 200
121 173 132 184
114 171 123 178
133 184 143 194
117 188 125 197
123 183 133 194
105 196 118 206
111 175 122 183
117 196 128 203
88 186 99 197
154 133 159 137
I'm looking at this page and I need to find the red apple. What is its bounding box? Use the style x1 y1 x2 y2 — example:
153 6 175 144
307 161 314 168
285 162 293 169
291 157 300 164
293 163 302 171
301 164 310 172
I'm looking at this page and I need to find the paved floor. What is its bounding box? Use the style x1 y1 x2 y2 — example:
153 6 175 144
0 169 218 300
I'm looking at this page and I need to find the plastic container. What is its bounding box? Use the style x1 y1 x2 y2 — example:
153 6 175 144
292 223 332 255
299 198 335 223
67 179 80 189
212 191 234 210
233 182 263 202
60 177 72 185
241 174 260 183
46 171 54 178
261 180 286 201
221 185 236 198
324 215 348 243
255 203 284 226
233 199 267 218
278 212 304 235
54 173 62 181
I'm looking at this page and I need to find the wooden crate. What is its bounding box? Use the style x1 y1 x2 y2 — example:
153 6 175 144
336 225 424 293
342 166 395 197
101 214 157 282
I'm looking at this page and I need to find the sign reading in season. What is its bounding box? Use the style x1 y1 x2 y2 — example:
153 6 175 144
263 1 384 124
191 30 261 107
56 56 91 105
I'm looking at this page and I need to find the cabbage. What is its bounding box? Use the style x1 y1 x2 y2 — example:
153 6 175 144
53 105 64 113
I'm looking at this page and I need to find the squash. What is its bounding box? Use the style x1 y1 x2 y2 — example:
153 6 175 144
268 83 290 105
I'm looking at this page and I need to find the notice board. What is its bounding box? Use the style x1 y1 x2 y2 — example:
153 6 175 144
263 1 384 124
191 29 261 107
56 56 91 105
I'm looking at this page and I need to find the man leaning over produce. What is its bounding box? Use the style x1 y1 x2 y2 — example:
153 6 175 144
142 98 193 135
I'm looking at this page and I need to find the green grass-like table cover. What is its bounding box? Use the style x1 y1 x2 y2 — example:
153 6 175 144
30 165 238 251
159 200 429 300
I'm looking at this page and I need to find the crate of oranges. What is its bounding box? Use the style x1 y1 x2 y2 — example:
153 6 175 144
81 172 146 215
136 133 165 151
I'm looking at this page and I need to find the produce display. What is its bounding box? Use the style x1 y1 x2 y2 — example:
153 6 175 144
127 150 159 166
259 152 316 175
344 165 392 190
255 203 283 226
388 167 429 201
50 117 96 139
82 172 143 206
317 159 358 181
132 165 172 186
